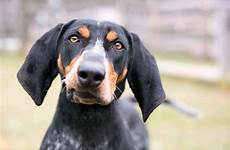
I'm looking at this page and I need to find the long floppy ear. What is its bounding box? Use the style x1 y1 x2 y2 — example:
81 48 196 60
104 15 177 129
128 33 166 122
17 23 63 106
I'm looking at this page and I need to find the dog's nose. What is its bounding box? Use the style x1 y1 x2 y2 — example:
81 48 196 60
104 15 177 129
78 63 105 88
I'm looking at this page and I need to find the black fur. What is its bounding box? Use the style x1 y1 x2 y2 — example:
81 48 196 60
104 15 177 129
17 19 165 150
128 33 166 122
40 91 148 150
17 23 63 105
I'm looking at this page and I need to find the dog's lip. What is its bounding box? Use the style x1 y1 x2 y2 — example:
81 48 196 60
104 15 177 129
74 90 98 99
65 88 112 105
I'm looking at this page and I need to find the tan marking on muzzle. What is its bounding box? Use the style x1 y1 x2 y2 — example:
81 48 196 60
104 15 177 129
65 54 83 91
108 63 118 94
57 54 82 91
78 26 90 39
65 55 80 75
106 31 118 42
57 54 81 77
57 54 65 76
117 67 128 84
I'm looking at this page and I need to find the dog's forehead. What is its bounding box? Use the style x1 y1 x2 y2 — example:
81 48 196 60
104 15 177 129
65 19 126 39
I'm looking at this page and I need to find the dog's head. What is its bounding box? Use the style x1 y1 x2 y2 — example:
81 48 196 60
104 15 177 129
17 19 165 121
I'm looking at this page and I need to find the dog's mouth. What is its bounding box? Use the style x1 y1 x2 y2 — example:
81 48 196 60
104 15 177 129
75 90 97 99
65 88 112 105
66 89 97 102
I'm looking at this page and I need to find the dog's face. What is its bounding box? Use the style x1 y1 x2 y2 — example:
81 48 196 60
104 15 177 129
17 19 165 121
57 20 129 105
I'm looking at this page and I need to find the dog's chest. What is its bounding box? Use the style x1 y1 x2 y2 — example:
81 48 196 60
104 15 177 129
42 127 115 150
43 129 80 149
40 100 137 150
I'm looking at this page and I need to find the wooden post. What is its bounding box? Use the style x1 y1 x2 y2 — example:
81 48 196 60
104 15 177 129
212 8 230 85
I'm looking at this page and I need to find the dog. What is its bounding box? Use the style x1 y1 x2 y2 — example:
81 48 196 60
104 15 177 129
17 19 166 150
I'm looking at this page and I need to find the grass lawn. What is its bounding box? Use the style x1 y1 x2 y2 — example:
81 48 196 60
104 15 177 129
0 54 229 150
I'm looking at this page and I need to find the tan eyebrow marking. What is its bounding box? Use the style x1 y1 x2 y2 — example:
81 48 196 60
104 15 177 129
78 26 90 38
106 31 118 42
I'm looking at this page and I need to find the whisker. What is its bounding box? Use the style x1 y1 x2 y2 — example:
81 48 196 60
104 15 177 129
115 86 123 94
61 85 66 92
61 79 67 91
112 93 118 101
109 81 123 95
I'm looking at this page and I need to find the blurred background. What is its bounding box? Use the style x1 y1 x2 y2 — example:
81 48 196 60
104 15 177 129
0 0 229 149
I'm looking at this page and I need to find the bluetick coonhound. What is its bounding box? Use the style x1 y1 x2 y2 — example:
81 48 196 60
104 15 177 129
17 19 166 150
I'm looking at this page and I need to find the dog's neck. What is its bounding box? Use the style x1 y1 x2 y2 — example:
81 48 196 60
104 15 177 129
44 91 135 149
55 91 122 130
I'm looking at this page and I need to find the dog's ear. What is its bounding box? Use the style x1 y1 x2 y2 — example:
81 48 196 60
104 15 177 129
17 23 64 106
128 33 166 122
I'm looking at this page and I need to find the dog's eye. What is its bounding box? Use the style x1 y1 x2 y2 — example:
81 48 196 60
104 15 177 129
68 35 79 43
114 41 124 50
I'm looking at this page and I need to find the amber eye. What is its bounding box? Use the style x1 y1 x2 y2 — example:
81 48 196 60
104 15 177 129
69 35 79 43
115 42 124 50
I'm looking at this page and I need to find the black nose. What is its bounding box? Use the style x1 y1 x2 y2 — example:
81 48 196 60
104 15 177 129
78 63 105 88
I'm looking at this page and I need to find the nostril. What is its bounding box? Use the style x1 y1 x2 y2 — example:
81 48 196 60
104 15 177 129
78 71 88 79
94 73 105 81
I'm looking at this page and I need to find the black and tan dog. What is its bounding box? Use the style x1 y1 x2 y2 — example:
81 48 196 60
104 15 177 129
17 19 165 150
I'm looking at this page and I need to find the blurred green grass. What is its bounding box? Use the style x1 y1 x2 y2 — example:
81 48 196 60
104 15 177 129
0 54 229 150
154 51 216 66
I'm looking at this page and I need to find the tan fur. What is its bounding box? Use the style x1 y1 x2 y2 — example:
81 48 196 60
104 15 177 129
106 31 118 42
117 67 128 84
95 62 117 105
78 26 90 39
65 55 80 75
108 63 118 93
65 54 83 91
57 54 65 76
